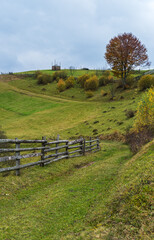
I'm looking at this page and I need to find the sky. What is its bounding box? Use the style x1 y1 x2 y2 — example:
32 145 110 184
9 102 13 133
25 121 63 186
0 0 154 73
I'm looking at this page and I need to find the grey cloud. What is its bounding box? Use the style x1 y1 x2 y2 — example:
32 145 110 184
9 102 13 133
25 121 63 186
0 0 154 72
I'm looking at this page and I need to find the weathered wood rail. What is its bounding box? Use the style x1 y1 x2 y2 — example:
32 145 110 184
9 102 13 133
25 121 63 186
0 136 100 176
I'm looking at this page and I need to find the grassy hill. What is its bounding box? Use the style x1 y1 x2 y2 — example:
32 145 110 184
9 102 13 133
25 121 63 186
0 70 143 139
0 70 153 239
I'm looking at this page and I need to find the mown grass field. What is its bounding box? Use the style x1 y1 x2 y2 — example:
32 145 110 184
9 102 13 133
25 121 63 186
0 70 153 239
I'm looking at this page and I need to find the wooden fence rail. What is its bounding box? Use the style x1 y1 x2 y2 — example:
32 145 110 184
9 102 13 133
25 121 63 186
0 136 100 176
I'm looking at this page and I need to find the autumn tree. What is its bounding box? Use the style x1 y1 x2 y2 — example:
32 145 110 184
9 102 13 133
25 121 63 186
105 33 150 88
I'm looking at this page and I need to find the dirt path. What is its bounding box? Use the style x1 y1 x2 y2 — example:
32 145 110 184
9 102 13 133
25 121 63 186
1 78 90 104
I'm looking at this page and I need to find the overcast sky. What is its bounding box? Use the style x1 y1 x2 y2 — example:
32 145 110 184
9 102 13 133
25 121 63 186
0 0 154 72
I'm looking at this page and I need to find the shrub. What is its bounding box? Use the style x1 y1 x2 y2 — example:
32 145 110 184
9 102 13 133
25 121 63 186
126 75 135 87
84 75 99 91
77 74 90 88
37 74 47 85
57 79 66 92
138 75 154 91
36 73 53 85
43 74 53 83
86 90 94 98
108 75 114 83
134 88 154 131
52 70 67 82
99 76 108 86
103 70 110 78
65 76 75 89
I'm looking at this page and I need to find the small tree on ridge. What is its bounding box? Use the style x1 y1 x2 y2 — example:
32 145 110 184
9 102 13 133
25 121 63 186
105 33 150 88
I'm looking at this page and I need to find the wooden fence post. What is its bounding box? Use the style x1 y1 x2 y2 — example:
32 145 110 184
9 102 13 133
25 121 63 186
40 136 46 167
15 138 20 176
66 141 69 158
80 138 84 156
83 139 85 155
97 137 100 150
56 134 60 157
90 137 92 151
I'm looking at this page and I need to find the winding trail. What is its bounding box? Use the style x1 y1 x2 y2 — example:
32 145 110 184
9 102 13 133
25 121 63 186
1 79 92 104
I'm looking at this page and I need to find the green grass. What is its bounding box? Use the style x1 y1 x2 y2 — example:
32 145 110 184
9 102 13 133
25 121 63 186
0 80 141 139
0 141 132 240
0 70 153 239
0 140 153 240
16 69 101 77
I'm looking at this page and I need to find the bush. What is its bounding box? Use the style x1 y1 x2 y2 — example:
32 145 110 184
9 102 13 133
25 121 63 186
126 75 135 87
103 70 110 78
37 74 47 85
36 73 52 85
43 74 53 83
108 75 114 83
134 88 154 131
57 79 66 92
99 76 108 86
138 75 154 91
86 90 94 98
77 74 90 88
84 75 99 91
52 71 67 82
65 76 75 89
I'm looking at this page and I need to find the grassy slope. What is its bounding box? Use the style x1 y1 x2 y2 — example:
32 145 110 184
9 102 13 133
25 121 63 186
0 141 131 239
77 141 154 240
0 78 142 139
0 71 153 239
0 141 153 240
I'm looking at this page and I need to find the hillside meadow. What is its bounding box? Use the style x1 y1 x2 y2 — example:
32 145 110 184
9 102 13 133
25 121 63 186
0 70 143 139
0 70 153 239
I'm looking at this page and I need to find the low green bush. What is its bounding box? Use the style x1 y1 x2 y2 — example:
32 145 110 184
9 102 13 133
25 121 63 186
99 76 108 86
84 75 99 91
103 70 110 78
57 79 66 92
138 75 154 91
126 75 135 87
52 71 67 82
37 74 47 85
77 74 90 88
65 76 75 89
36 73 53 85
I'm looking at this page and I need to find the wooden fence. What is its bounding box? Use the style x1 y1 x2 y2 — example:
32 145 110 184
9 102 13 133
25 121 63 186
0 136 100 176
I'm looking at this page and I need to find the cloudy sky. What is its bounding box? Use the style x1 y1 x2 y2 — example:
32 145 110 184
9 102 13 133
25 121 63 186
0 0 154 72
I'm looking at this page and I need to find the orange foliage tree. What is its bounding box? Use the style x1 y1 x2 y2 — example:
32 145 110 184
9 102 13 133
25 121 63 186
105 33 150 88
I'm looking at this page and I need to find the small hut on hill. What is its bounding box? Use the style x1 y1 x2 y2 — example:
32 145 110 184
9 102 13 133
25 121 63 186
52 64 61 71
